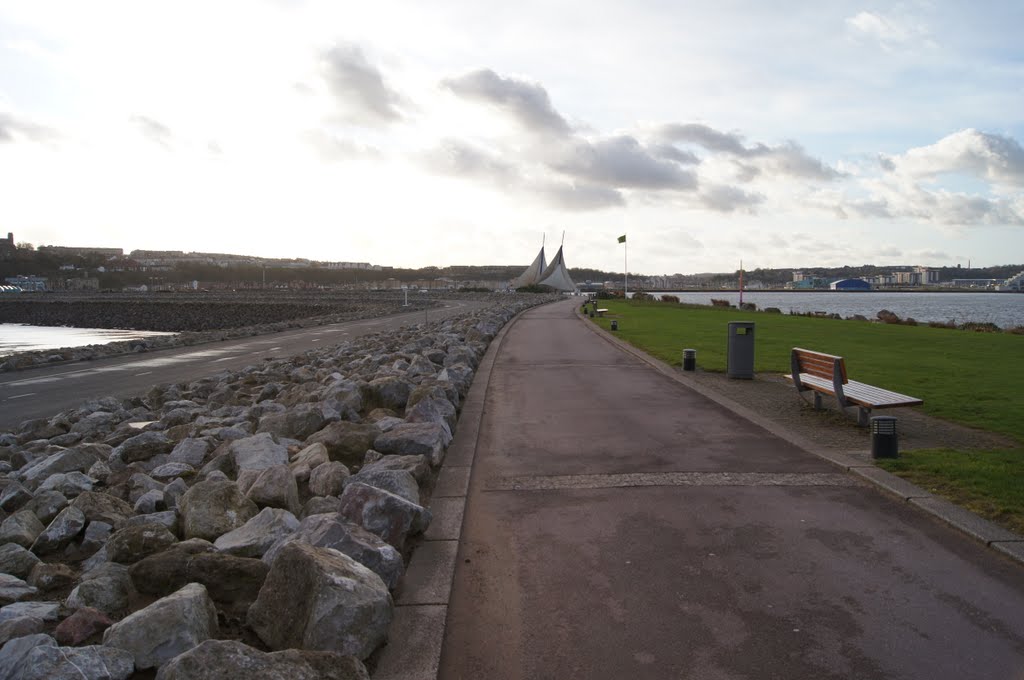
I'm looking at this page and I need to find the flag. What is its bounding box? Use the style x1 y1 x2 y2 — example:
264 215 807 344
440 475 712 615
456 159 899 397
617 234 626 243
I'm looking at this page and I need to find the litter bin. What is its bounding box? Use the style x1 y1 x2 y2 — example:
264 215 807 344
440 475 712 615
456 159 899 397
871 416 899 458
611 320 618 331
682 348 696 371
726 321 755 379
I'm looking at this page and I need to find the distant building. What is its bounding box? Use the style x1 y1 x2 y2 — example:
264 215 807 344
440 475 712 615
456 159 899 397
5 275 47 291
951 278 1000 289
830 278 871 291
0 232 15 259
38 245 123 257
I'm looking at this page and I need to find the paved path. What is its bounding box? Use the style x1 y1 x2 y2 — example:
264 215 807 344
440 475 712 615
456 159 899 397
0 299 485 430
438 299 1024 680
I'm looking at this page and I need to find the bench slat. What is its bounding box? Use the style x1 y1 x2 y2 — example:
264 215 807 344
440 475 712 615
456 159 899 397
843 380 923 408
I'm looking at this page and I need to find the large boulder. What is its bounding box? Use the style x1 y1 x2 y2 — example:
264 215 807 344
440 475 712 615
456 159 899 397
179 480 259 541
364 376 411 411
257 406 326 441
130 542 269 606
373 422 450 466
345 468 420 505
0 574 37 606
213 508 299 559
66 563 134 616
19 643 135 680
169 438 211 467
0 544 41 579
309 461 350 498
70 491 134 530
154 639 369 680
339 482 430 550
111 431 174 464
54 607 114 646
20 448 100 487
105 523 178 564
247 542 392 659
30 506 86 555
23 490 69 524
103 582 218 670
360 454 431 484
263 514 404 590
245 465 301 515
0 510 45 549
304 423 379 466
0 634 57 680
229 433 288 472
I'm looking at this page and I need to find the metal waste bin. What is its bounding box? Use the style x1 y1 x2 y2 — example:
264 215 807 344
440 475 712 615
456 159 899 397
871 416 899 458
611 319 618 331
726 321 755 379
682 348 696 371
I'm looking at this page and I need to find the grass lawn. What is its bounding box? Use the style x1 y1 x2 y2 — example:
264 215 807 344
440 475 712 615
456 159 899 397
586 299 1024 532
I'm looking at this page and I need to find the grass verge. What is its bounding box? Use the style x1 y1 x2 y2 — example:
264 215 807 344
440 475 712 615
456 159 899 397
586 299 1024 533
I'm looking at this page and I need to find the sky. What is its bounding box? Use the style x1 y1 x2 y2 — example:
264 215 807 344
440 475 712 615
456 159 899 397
0 1 1022 275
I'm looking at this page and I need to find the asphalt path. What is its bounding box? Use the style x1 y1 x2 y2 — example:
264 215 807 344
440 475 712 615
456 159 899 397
0 299 487 431
439 298 1024 680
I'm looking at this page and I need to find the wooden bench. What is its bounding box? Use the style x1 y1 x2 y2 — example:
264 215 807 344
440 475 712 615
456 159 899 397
784 347 923 425
595 308 609 317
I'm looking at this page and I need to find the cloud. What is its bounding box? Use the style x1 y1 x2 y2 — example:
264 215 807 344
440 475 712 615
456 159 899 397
551 136 698 190
699 184 765 212
441 69 571 136
535 181 624 211
0 112 58 144
420 138 517 183
305 129 381 161
845 11 931 50
888 129 1024 187
656 123 841 180
320 44 406 126
130 115 173 149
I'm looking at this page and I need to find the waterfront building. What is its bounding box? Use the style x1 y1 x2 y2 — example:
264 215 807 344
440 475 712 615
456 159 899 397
830 278 872 291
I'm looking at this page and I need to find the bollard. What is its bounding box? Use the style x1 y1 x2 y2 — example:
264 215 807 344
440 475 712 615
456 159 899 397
611 320 618 331
682 348 696 371
870 416 899 458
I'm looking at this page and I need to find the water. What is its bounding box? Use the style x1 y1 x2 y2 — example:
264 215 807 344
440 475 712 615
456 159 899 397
634 292 1024 328
0 324 176 358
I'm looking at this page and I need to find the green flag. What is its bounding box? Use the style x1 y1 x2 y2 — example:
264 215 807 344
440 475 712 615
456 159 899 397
617 234 626 243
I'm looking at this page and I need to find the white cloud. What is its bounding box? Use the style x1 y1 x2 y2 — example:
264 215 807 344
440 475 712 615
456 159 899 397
888 129 1024 187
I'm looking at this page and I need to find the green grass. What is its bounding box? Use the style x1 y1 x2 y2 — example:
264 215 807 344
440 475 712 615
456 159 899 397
587 299 1024 533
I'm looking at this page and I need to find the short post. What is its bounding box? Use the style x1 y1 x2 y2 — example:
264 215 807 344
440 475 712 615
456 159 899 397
611 319 618 331
870 416 899 458
682 348 696 371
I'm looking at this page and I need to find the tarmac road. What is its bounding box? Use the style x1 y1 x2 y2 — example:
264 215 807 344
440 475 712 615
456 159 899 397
0 299 487 431
438 298 1024 680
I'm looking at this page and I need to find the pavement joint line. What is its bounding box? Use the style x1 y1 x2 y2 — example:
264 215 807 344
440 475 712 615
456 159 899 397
485 471 858 492
575 304 1024 566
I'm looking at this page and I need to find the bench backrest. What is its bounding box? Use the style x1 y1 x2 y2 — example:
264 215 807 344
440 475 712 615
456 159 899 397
791 347 847 384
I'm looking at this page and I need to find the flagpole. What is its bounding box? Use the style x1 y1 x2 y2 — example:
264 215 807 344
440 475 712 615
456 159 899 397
624 239 628 296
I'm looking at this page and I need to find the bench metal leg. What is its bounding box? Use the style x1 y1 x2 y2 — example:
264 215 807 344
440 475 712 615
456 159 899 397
857 407 869 427
813 392 822 410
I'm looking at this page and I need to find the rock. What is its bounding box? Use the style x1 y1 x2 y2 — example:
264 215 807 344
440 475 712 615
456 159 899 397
304 422 379 466
54 607 114 646
405 396 457 433
361 454 431 484
103 582 218 670
339 482 430 549
0 601 60 622
70 411 120 438
37 472 94 498
31 506 86 555
245 465 301 515
70 491 134 530
66 563 133 616
0 616 44 646
289 442 330 484
0 483 33 512
125 510 179 533
0 510 46 548
0 634 56 680
213 508 299 558
20 448 99 486
163 478 189 509
106 523 178 564
150 462 196 481
309 461 350 498
27 563 76 592
364 376 411 411
169 438 210 467
18 643 134 679
134 488 165 514
229 433 288 472
247 542 392 659
374 421 450 466
0 544 41 579
22 490 68 524
128 473 164 504
111 431 174 464
263 514 404 589
345 468 419 505
179 480 259 541
257 406 327 441
0 574 37 605
302 496 343 517
154 639 370 680
79 521 114 557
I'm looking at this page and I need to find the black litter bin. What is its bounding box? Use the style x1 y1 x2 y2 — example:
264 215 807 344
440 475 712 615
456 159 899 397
611 320 618 331
871 416 899 458
726 322 755 379
682 348 696 371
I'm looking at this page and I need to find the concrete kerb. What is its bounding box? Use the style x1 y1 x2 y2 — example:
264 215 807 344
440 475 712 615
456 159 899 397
373 300 541 680
574 303 1024 567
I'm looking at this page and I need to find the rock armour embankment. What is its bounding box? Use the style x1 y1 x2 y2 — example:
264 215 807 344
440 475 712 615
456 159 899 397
0 294 557 678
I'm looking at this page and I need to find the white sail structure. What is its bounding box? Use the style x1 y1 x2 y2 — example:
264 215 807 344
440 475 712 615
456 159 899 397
535 245 575 292
511 246 547 288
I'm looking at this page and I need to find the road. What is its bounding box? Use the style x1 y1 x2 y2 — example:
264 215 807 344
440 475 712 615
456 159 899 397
439 298 1024 680
0 299 486 430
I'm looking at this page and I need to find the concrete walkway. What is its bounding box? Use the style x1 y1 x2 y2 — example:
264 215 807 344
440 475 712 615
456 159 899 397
436 299 1024 680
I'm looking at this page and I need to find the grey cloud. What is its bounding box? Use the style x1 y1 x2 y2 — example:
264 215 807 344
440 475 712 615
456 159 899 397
877 246 903 258
733 162 761 183
441 69 571 136
896 129 1024 187
130 115 173 149
657 123 841 181
918 250 950 261
878 154 896 172
699 185 765 213
421 139 517 183
649 143 701 165
321 45 406 125
305 129 381 161
847 198 893 218
552 136 698 190
0 112 58 144
536 181 625 211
